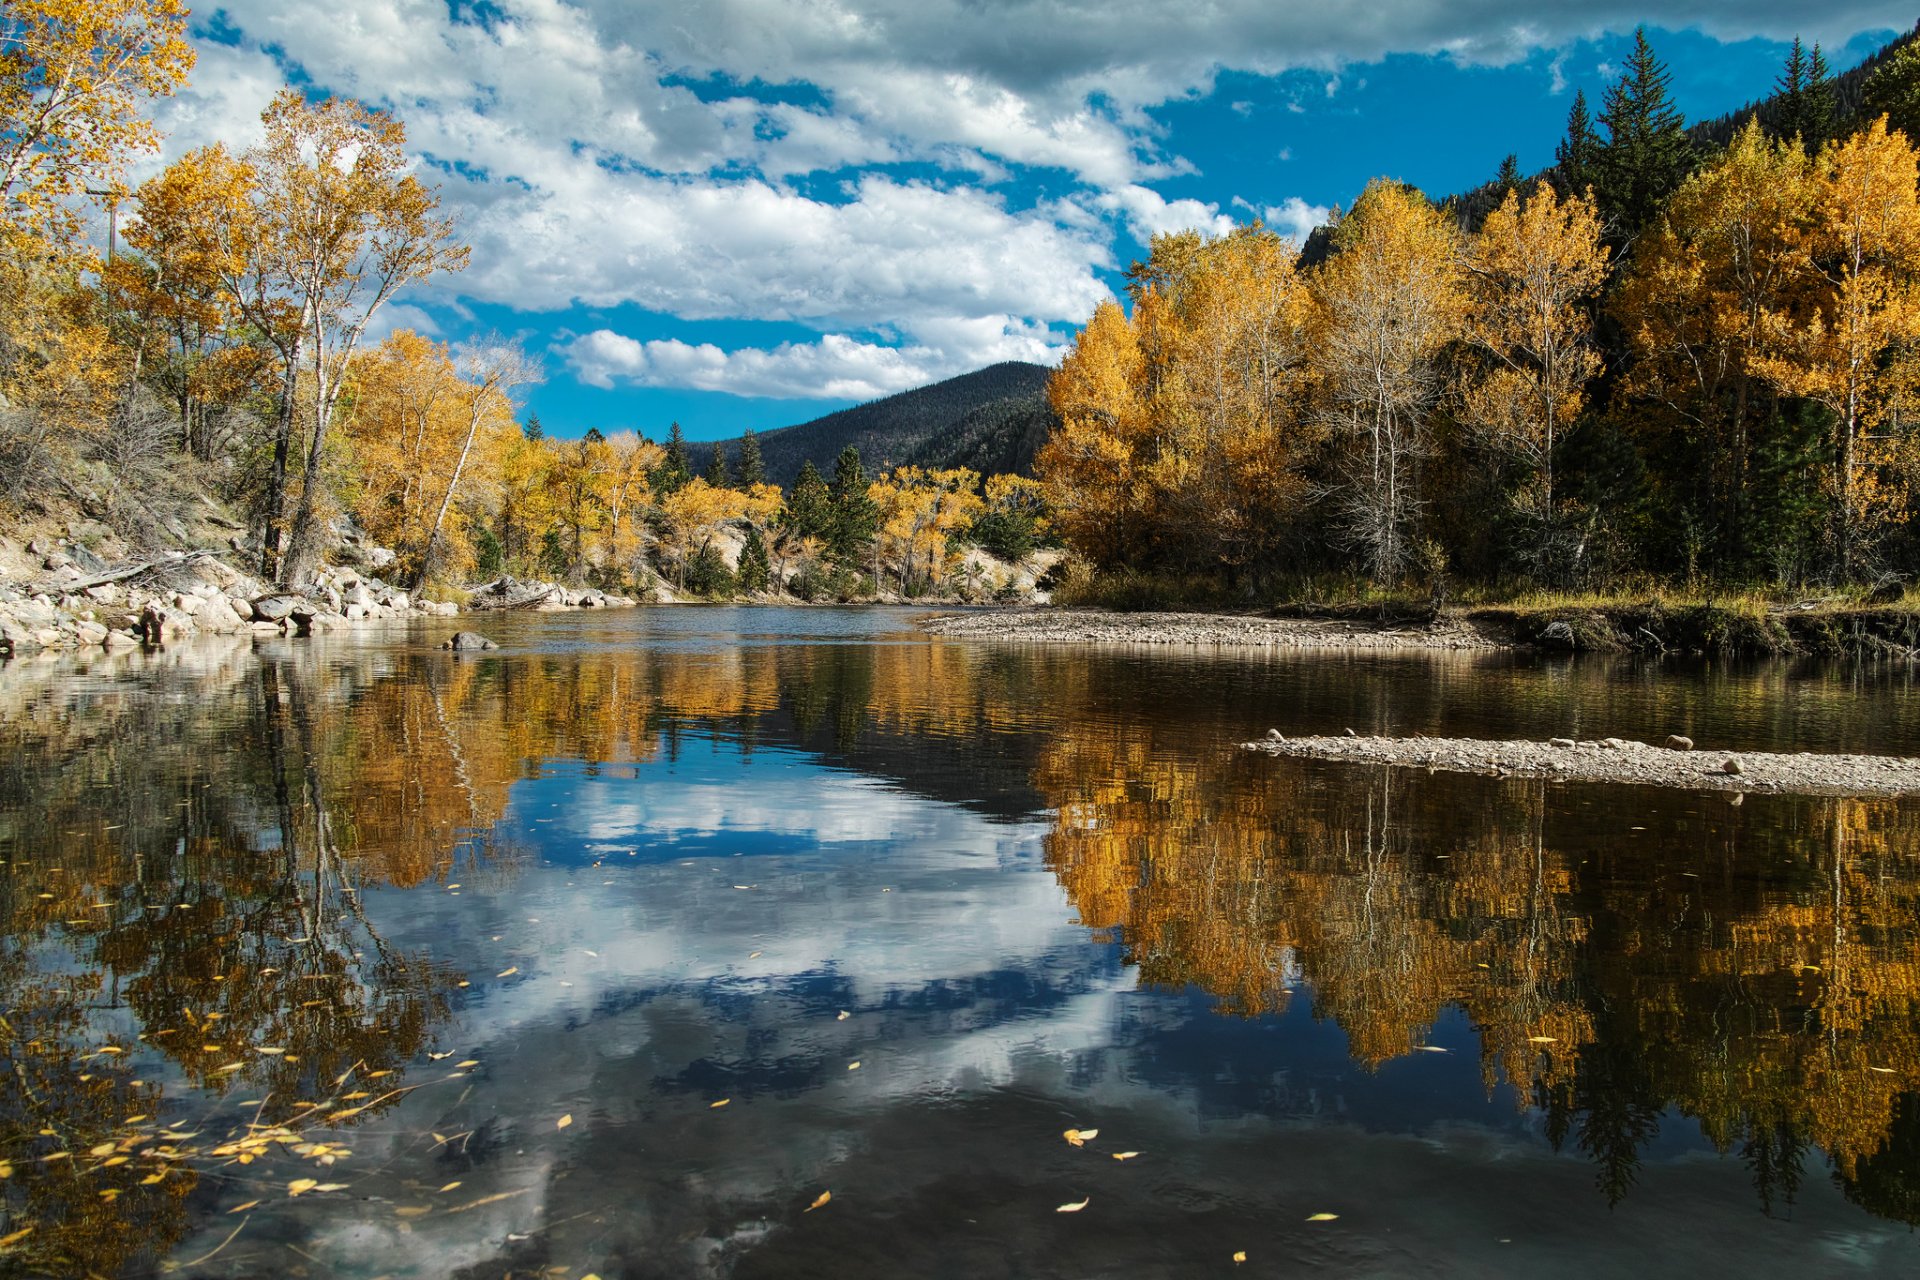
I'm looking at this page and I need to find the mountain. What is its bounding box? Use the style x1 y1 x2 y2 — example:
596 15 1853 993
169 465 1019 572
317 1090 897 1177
716 361 1054 487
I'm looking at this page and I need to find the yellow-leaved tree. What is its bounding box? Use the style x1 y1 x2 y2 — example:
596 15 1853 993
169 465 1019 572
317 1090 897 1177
868 466 984 592
1310 180 1466 583
1613 120 1817 570
1036 298 1148 569
1460 180 1609 575
1754 116 1920 577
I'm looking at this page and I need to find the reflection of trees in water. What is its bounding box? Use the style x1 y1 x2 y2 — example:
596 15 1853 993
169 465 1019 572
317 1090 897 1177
1031 712 1920 1224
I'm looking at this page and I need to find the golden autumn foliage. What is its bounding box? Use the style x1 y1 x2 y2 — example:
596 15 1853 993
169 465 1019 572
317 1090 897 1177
868 465 985 591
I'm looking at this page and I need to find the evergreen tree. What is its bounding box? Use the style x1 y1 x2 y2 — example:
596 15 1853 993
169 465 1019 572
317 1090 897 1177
1495 153 1523 196
784 459 833 540
1556 90 1599 194
522 412 545 442
737 428 765 487
1774 38 1834 150
1593 28 1693 238
654 421 691 494
706 439 730 488
737 524 771 592
827 445 878 567
1863 42 1920 145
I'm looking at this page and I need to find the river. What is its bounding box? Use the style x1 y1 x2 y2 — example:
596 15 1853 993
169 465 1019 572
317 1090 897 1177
1 606 1917 1277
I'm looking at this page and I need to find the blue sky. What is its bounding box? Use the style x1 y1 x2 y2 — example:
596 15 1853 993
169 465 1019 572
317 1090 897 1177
145 4 1910 441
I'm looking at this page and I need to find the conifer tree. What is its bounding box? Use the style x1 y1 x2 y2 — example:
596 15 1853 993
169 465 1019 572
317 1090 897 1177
654 421 691 494
737 428 765 487
1593 28 1693 238
784 459 832 539
706 439 730 488
1495 153 1523 196
827 445 878 568
737 524 771 591
1556 90 1599 194
1863 42 1920 145
1773 38 1834 150
522 412 544 442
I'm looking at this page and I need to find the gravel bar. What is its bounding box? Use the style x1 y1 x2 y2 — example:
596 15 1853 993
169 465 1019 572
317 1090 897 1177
922 608 1506 652
1240 734 1920 798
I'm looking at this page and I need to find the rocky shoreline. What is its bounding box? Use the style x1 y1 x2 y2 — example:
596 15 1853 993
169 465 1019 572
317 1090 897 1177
1240 732 1920 798
0 537 635 659
921 607 1506 652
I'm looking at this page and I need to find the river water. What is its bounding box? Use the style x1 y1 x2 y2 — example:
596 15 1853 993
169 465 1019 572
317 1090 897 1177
1 607 1918 1277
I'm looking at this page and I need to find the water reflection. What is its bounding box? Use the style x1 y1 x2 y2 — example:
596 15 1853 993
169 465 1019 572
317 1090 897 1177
0 617 1917 1275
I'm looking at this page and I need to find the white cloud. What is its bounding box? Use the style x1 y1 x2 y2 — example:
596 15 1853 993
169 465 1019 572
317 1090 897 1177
159 1 1911 399
1262 196 1333 246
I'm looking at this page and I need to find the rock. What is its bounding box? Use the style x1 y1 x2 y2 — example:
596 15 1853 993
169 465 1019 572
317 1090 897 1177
1550 737 1576 749
253 594 302 621
140 604 195 643
1664 735 1694 751
366 546 397 571
1722 757 1743 776
442 631 499 651
1266 728 1284 741
102 628 139 649
342 582 371 609
74 621 108 645
387 590 410 612
1343 727 1357 738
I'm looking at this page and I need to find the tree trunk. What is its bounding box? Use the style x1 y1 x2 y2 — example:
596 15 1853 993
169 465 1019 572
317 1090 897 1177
261 338 303 581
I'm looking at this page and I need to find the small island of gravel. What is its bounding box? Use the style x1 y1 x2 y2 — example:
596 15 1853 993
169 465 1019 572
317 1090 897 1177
921 607 1507 653
1240 734 1920 798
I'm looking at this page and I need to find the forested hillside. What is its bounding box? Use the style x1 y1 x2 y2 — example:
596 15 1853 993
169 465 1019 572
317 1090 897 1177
1043 25 1920 605
712 362 1052 488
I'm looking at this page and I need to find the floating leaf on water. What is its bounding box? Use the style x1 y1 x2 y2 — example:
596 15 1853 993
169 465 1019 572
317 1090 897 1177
0 1227 32 1248
428 1052 451 1061
256 1047 286 1056
1306 1212 1339 1222
1527 1036 1557 1044
394 1206 431 1218
836 1011 850 1021
710 1099 731 1109
496 967 519 978
1233 1251 1247 1263
89 1142 116 1157
1056 1198 1090 1213
557 1114 573 1130
847 1061 861 1071
457 1060 480 1069
1112 1152 1140 1161
288 1179 318 1197
805 1191 831 1212
1063 1128 1098 1146
748 951 762 959
314 1183 347 1192
1869 1066 1896 1074
439 1182 462 1193
123 1114 148 1124
1416 1046 1449 1053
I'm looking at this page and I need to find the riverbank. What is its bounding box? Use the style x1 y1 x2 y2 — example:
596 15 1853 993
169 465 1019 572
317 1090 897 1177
920 607 1506 652
1240 732 1920 797
921 598 1920 658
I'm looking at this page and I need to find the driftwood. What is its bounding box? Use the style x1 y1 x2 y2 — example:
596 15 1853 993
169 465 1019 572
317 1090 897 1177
26 549 224 596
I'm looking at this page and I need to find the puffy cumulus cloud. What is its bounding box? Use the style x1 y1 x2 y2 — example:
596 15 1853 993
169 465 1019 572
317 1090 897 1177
164 0 1909 399
1262 196 1334 246
565 324 1061 401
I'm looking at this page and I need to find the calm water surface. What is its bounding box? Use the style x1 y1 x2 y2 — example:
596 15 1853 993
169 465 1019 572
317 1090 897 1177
2 606 1919 1278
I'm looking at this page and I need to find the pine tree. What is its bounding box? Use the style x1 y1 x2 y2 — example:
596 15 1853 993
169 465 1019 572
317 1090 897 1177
737 428 765 487
1593 28 1693 239
654 421 691 494
1774 38 1834 151
784 459 832 539
1495 153 1523 196
737 524 771 592
827 445 878 568
1556 90 1598 195
522 412 545 442
706 439 730 488
1863 42 1920 145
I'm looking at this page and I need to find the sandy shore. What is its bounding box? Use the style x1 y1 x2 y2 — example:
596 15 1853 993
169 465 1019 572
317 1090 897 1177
921 607 1506 652
1240 733 1920 797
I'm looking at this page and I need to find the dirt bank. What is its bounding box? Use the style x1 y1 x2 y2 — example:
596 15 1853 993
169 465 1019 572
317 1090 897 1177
1240 733 1920 798
921 607 1507 652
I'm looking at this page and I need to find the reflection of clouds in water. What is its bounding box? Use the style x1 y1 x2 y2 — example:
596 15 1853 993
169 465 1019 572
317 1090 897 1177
550 751 1011 848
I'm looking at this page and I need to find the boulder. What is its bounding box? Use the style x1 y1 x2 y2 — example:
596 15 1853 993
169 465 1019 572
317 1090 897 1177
1550 737 1577 749
441 631 499 651
1664 734 1694 751
140 603 195 643
74 620 109 646
1721 757 1743 776
253 594 302 621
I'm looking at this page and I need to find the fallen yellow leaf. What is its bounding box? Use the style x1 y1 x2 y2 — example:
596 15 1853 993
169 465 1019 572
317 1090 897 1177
557 1114 573 1130
0 1227 33 1249
710 1099 731 1109
836 1011 850 1021
1112 1152 1140 1161
806 1190 831 1212
497 967 519 978
1306 1212 1339 1222
1063 1127 1099 1146
1527 1036 1557 1044
1233 1251 1247 1264
439 1181 462 1193
1056 1197 1089 1213
848 1061 861 1071
288 1179 317 1197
